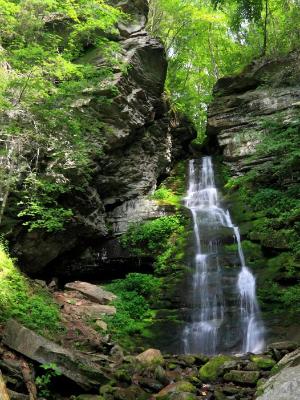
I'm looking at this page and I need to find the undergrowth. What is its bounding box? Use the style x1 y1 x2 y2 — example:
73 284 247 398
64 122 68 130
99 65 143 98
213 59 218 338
0 244 62 336
223 116 300 319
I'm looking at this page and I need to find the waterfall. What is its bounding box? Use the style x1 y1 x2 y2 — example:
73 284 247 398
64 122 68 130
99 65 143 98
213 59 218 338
182 157 264 355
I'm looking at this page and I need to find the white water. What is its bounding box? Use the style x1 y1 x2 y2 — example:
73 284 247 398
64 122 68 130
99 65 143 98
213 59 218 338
182 157 265 355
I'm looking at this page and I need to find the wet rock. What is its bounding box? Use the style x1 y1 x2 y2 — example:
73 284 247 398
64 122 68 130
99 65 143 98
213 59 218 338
136 349 164 365
65 281 116 304
3 319 109 390
223 370 260 385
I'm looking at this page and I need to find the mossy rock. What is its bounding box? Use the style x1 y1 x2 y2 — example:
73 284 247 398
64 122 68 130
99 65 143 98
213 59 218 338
169 393 198 400
223 370 260 385
114 368 132 383
99 384 116 395
157 381 197 398
199 355 233 381
178 355 196 366
77 396 104 400
250 355 276 370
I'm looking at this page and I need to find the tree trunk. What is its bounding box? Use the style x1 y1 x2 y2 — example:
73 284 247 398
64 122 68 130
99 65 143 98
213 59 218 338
262 0 269 56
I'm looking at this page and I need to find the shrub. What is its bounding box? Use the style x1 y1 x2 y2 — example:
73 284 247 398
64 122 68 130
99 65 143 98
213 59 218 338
121 216 182 254
152 187 179 206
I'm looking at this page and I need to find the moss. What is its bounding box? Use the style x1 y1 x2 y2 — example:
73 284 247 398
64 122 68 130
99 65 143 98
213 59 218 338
199 355 233 381
250 356 276 370
223 370 260 385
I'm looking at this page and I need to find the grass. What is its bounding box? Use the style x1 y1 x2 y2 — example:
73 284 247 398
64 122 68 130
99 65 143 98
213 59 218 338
0 245 62 336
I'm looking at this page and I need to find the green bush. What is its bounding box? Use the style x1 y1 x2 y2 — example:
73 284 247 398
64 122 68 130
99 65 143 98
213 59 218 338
108 273 161 300
0 245 61 335
105 273 161 345
152 187 180 206
121 216 182 254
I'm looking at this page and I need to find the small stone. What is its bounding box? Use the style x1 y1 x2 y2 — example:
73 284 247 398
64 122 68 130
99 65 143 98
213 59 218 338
95 320 107 331
244 361 259 371
110 345 124 364
48 277 58 290
34 279 47 288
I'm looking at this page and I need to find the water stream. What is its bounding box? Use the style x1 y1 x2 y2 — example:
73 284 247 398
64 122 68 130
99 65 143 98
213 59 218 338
182 157 265 355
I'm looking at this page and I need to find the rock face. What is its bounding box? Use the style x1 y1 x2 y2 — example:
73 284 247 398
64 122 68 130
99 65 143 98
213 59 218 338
206 51 300 344
10 1 196 278
206 51 300 169
3 320 109 390
256 349 300 400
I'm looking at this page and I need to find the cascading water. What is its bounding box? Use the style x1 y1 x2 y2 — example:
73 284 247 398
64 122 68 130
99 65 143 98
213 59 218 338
182 156 265 355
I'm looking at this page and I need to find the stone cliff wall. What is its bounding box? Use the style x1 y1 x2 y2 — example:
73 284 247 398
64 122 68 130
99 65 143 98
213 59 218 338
206 51 300 343
207 51 300 169
6 0 196 277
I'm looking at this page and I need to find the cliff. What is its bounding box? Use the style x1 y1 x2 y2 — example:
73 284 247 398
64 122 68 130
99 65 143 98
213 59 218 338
2 0 196 277
206 51 300 343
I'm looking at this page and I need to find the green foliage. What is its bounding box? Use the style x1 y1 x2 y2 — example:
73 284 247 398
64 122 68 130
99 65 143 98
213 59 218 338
224 117 300 320
105 273 161 346
149 0 300 138
0 245 61 335
0 0 124 232
107 273 161 300
36 363 62 399
17 175 73 232
152 186 180 207
121 216 182 255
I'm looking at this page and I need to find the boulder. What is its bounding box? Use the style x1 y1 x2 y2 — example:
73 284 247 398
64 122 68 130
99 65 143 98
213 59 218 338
199 355 233 381
223 370 260 385
256 350 300 400
64 281 116 304
268 341 298 352
250 355 276 370
136 349 164 365
3 320 109 390
156 381 197 397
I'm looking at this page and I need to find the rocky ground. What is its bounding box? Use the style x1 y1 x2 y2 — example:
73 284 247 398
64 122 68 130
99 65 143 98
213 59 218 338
0 280 299 400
